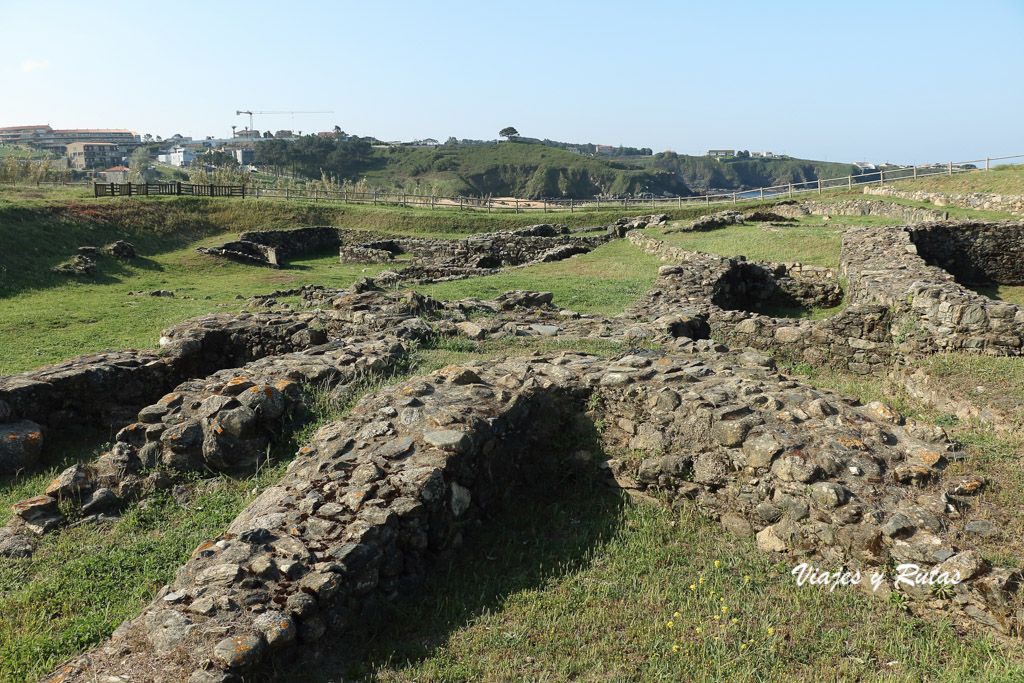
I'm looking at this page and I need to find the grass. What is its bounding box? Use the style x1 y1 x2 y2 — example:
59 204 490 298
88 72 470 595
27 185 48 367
284 473 1024 682
650 221 846 269
0 196 677 374
414 238 663 316
892 164 1024 196
968 283 1024 306
816 193 1020 222
0 475 271 681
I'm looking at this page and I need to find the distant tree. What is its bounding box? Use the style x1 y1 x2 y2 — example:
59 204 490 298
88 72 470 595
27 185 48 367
155 136 162 142
445 136 458 146
499 127 519 142
195 150 238 168
128 147 155 182
263 131 273 138
143 133 153 142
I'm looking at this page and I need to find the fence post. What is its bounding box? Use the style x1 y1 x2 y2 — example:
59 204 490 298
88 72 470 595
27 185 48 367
570 198 574 213
344 190 348 204
948 162 952 176
177 181 182 196
286 189 290 200
733 192 736 204
760 188 764 200
314 189 318 202
543 198 546 213
986 157 990 171
515 198 519 214
818 179 821 195
913 166 917 180
460 196 463 210
373 191 377 205
848 175 852 189
126 182 132 197
431 194 435 210
788 183 793 198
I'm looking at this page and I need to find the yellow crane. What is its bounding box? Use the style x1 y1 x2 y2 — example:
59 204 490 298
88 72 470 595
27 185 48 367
235 110 334 136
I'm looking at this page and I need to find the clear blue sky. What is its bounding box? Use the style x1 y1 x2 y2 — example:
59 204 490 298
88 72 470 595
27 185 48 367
2 0 1021 164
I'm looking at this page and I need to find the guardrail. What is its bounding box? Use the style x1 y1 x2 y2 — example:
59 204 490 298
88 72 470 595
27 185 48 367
86 152 1024 213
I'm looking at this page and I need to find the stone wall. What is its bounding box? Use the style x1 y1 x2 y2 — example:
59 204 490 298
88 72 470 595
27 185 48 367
909 222 1024 285
840 223 1024 356
43 348 1021 681
865 186 1024 217
0 310 345 474
197 227 343 268
623 231 893 373
773 198 948 223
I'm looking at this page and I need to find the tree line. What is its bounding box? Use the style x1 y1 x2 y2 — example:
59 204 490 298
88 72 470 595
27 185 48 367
253 136 373 178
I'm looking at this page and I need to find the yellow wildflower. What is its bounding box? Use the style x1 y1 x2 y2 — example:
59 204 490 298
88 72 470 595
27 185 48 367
666 621 674 629
741 644 747 650
722 606 728 613
673 645 680 653
731 618 738 624
673 611 680 618
767 627 775 636
714 560 721 568
714 615 721 621
689 584 696 591
698 577 705 584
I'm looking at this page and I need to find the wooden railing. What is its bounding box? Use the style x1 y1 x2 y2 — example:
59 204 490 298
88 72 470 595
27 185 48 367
93 182 245 197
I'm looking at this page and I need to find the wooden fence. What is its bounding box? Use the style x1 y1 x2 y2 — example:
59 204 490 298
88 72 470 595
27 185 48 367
90 153 1024 213
94 182 244 197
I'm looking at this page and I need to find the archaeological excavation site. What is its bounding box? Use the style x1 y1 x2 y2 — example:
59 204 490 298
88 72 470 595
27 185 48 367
2 187 1024 681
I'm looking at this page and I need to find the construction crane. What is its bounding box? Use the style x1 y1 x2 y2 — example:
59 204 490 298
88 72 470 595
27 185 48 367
235 110 334 136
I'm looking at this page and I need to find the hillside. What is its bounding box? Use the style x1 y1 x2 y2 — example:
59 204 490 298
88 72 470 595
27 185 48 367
358 143 692 199
892 163 1024 195
255 140 690 199
640 153 863 192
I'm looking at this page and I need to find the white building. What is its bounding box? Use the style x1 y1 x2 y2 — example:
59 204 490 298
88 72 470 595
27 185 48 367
168 147 197 167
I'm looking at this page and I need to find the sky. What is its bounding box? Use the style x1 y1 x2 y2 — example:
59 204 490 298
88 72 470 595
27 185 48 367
1 0 1022 164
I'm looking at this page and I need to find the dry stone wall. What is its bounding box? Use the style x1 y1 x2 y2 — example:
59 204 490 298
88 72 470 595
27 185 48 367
865 186 1024 217
909 222 1024 286
197 228 342 268
841 222 1024 356
43 347 1021 681
624 232 894 374
773 198 948 223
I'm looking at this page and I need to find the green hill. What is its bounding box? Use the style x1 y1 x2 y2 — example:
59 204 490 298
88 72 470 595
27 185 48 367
641 153 863 191
256 140 690 199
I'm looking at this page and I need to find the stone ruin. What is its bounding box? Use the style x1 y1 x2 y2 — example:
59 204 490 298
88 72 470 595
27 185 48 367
51 241 137 276
196 215 669 284
0 212 1020 681
196 227 342 268
628 219 1024 377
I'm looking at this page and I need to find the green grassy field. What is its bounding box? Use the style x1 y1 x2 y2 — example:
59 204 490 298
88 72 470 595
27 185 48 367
2 190 1024 682
893 164 1024 195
